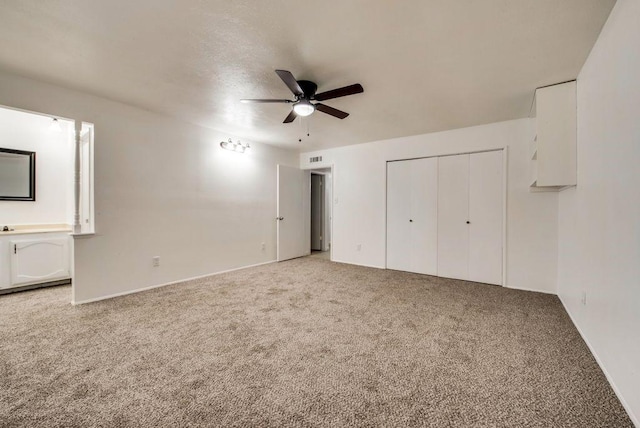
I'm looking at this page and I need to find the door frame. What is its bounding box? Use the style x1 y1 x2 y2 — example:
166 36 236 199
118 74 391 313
302 165 334 261
310 173 325 252
385 148 507 286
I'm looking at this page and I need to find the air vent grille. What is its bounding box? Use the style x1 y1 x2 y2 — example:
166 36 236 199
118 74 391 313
310 156 322 163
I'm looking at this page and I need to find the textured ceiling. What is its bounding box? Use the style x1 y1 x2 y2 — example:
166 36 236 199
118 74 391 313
0 1 616 151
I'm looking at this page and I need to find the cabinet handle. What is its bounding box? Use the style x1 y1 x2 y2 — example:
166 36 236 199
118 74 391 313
409 219 413 222
466 221 470 224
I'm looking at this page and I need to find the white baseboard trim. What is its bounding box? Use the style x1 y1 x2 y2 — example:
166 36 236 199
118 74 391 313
330 259 385 270
505 285 557 295
559 296 639 427
72 260 277 305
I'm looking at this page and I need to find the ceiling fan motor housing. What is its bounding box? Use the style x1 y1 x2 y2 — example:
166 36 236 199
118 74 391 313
297 80 318 99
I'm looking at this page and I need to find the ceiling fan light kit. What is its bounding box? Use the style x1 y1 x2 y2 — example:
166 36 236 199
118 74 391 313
241 69 363 123
293 99 315 117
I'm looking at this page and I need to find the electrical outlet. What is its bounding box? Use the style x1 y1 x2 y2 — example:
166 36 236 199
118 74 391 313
356 244 362 251
152 256 160 267
261 242 266 251
580 291 587 306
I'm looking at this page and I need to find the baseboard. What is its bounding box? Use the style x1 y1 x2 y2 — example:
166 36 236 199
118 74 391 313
330 258 385 270
0 278 71 295
505 285 557 295
559 296 639 427
72 260 277 305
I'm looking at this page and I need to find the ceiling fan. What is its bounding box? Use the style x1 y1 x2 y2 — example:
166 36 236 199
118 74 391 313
241 70 364 123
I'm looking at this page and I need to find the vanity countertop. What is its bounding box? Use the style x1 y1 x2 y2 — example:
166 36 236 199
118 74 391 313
0 224 72 236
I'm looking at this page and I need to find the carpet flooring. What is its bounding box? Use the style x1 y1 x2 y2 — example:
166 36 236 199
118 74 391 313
0 257 632 427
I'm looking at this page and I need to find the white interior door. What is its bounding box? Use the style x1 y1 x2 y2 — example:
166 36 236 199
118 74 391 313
410 157 438 275
277 165 305 261
437 154 470 281
469 151 503 285
386 161 412 272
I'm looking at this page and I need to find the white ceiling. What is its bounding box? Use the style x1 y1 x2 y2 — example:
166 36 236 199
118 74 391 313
0 1 615 151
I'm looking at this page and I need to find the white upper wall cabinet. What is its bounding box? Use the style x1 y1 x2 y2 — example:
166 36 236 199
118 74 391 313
531 81 577 190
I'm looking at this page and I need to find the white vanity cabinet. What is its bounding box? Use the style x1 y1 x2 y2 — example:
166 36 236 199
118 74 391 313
0 229 71 290
11 238 70 286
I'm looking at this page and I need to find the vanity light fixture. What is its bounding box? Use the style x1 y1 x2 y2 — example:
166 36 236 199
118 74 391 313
50 118 62 132
220 138 250 153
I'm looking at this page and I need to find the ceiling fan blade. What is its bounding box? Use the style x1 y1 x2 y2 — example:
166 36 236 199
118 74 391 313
283 110 297 123
275 70 304 97
315 103 349 119
240 99 292 103
314 84 364 101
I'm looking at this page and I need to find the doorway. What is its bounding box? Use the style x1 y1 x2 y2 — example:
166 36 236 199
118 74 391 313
309 168 332 260
0 104 95 299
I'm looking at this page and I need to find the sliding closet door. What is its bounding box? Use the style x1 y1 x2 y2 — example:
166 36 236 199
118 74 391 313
468 151 503 285
386 161 412 272
410 157 438 275
387 158 438 275
437 154 469 281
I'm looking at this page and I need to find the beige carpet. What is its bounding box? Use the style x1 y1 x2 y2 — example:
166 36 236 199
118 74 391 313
0 257 632 427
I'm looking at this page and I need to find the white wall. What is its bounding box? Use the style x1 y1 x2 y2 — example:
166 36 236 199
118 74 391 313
0 70 298 303
558 0 640 423
301 118 559 293
0 107 74 225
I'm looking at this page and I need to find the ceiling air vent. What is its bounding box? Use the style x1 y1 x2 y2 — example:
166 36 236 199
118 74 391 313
310 156 322 163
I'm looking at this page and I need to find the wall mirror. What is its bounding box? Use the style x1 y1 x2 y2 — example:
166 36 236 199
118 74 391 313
0 148 36 201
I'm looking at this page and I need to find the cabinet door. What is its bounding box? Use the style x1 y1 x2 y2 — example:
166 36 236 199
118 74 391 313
410 157 438 275
469 151 503 285
386 160 412 272
536 81 577 187
11 238 70 286
437 154 470 281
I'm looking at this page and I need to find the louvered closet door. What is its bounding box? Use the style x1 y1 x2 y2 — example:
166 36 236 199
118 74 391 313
437 154 470 281
386 158 438 274
468 151 503 285
409 157 438 275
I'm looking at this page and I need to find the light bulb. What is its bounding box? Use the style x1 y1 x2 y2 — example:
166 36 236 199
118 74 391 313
293 100 315 117
220 139 235 151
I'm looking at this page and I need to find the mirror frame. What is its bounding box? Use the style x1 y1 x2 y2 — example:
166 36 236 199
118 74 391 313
0 148 36 201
